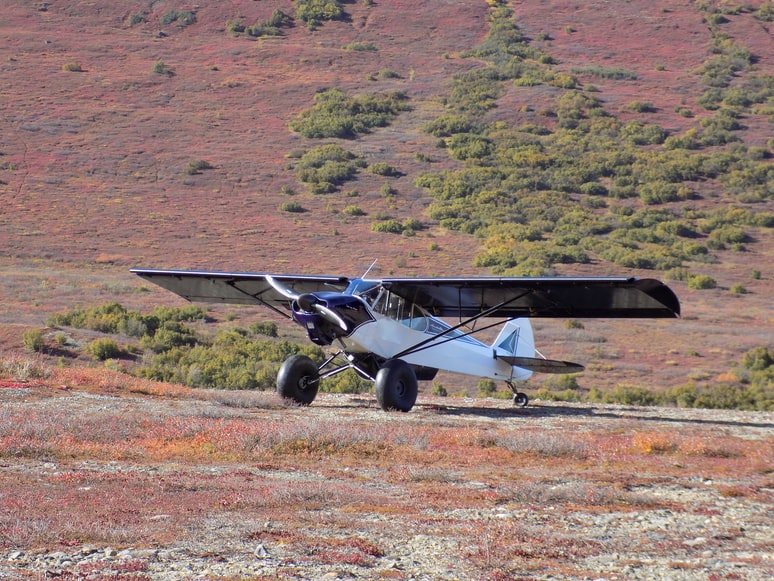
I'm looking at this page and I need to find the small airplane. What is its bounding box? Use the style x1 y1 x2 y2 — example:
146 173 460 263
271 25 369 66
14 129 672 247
131 267 680 412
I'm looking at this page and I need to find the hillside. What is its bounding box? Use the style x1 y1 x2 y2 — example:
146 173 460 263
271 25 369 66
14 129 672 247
0 0 773 396
0 2 772 579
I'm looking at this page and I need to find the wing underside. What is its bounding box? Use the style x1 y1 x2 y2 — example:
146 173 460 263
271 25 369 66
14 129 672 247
132 269 680 320
381 276 680 319
130 268 350 315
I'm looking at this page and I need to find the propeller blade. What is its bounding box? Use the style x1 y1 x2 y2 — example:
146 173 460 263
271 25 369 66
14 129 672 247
265 275 300 300
313 304 349 332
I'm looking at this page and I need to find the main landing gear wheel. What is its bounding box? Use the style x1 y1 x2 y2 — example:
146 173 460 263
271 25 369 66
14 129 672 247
276 355 320 405
375 359 418 412
513 392 529 407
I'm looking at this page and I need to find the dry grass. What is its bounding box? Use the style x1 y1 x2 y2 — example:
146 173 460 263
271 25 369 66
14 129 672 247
0 370 771 578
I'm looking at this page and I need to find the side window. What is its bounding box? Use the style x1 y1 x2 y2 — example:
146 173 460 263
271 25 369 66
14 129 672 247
408 303 429 331
370 289 388 313
386 294 405 320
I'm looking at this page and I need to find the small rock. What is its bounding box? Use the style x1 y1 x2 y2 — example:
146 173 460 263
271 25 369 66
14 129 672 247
254 543 270 558
683 537 707 547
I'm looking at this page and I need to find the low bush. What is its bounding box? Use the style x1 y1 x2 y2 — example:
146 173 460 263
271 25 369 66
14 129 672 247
87 338 121 361
185 160 214 175
22 329 45 353
161 10 196 26
294 0 344 29
289 88 410 139
342 41 377 52
367 162 401 177
687 274 717 289
294 144 362 193
279 201 305 213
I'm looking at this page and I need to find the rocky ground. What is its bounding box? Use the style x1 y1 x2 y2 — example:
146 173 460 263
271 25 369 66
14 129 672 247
0 383 771 580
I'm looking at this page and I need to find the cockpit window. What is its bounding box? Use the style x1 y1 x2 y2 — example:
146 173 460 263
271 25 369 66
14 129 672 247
349 280 382 306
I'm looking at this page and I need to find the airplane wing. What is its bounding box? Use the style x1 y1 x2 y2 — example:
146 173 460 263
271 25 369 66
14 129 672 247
130 268 350 315
380 276 680 319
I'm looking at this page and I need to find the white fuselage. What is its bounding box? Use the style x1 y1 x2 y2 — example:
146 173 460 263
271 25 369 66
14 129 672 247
339 311 534 382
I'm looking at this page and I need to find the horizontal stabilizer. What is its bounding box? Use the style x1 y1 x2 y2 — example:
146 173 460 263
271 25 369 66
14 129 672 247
497 355 585 374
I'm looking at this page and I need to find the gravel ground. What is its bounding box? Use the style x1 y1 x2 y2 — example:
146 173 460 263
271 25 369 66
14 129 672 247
0 387 772 580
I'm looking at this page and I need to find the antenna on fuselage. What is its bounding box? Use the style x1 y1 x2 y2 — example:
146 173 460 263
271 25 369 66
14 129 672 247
361 259 378 279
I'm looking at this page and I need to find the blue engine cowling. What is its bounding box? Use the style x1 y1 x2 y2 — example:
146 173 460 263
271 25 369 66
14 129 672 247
291 292 374 346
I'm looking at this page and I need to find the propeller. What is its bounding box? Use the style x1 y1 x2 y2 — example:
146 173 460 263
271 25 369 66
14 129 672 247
265 276 348 332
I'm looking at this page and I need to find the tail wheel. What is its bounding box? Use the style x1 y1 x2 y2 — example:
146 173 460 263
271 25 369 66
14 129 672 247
375 359 418 412
276 355 320 405
513 392 529 407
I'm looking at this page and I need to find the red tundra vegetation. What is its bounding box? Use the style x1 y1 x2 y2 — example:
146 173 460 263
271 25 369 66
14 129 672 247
0 368 772 579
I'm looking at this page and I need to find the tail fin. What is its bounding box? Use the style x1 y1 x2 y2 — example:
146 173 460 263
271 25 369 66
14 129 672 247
493 318 585 376
492 318 535 358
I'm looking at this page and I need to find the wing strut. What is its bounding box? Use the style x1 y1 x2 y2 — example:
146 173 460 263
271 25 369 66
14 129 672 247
391 291 532 359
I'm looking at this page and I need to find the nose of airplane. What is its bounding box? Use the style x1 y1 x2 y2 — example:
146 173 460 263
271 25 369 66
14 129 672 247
297 293 320 312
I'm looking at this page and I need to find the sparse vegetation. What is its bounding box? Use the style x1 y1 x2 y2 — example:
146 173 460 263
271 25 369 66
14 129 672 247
151 60 169 75
289 88 410 139
294 0 345 29
293 144 364 193
342 41 377 52
413 3 774 275
86 337 121 361
161 10 197 27
22 329 45 353
184 159 214 175
280 201 305 213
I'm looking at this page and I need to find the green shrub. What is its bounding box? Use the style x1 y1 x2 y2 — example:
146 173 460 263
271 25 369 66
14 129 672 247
129 12 147 26
249 321 278 337
424 115 474 137
279 201 305 213
431 383 448 397
295 0 344 29
371 219 404 234
289 88 409 139
295 144 362 192
570 65 637 80
185 160 214 175
342 205 366 216
266 9 293 28
380 182 397 197
368 162 401 177
378 68 401 79
22 329 45 353
543 374 580 391
342 41 377 51
687 274 717 289
226 20 246 34
477 378 497 397
87 338 121 361
626 100 656 113
592 384 660 406
161 10 196 26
